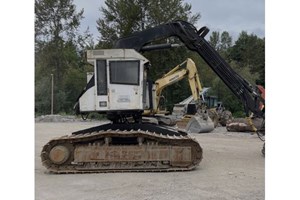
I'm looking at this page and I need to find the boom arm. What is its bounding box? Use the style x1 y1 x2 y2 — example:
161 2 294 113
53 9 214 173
152 58 203 114
115 20 265 118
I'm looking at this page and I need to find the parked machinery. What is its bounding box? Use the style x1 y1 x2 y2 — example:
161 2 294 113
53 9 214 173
173 89 232 128
143 58 214 133
41 49 203 173
41 20 265 173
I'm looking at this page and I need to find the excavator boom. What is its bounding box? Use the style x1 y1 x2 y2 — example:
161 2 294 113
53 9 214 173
149 58 203 113
115 20 265 118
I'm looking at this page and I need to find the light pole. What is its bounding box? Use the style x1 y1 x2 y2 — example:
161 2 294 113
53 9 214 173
51 74 54 115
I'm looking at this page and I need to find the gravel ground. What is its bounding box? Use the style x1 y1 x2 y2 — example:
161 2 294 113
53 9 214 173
35 121 265 200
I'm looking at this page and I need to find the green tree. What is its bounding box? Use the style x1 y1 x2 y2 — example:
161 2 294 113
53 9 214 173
97 0 200 47
35 0 83 42
220 31 232 51
35 0 92 114
229 31 265 85
35 77 51 115
209 31 232 57
35 0 84 82
209 31 220 51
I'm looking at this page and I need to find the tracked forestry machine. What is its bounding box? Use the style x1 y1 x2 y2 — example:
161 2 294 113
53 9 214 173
41 20 265 173
41 50 203 173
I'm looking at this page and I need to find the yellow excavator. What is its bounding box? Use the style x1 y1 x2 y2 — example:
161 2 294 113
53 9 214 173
151 60 231 131
143 58 214 133
144 58 202 115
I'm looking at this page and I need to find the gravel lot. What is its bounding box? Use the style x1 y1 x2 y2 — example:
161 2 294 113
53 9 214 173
35 121 265 200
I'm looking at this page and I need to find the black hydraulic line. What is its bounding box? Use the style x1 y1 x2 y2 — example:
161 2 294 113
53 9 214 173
256 119 265 141
140 43 181 52
147 80 153 110
141 43 172 51
73 75 95 115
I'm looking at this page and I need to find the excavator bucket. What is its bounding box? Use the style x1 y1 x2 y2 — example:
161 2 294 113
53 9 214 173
185 115 214 133
177 114 215 133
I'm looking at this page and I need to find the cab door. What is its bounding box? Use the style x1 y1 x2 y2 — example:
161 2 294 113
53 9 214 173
108 60 142 110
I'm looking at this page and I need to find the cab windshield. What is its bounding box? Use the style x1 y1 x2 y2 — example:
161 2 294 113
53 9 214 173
109 60 140 85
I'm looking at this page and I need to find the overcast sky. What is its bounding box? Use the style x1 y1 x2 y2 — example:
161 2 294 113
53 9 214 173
73 0 265 42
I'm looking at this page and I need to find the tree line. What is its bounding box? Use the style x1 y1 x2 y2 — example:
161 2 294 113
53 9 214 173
35 0 264 117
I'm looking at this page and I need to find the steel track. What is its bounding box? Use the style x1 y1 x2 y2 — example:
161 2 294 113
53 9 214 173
41 129 202 173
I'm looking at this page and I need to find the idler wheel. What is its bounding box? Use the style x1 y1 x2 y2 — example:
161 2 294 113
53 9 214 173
49 145 70 164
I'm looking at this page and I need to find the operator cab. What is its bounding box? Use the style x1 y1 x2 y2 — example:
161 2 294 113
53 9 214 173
76 49 150 122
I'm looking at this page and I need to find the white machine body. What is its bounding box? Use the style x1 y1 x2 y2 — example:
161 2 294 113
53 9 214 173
78 49 150 113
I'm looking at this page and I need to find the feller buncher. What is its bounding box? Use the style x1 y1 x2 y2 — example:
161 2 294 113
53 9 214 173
41 20 265 173
41 50 204 173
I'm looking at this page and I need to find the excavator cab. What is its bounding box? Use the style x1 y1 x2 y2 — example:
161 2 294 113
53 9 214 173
76 49 150 122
